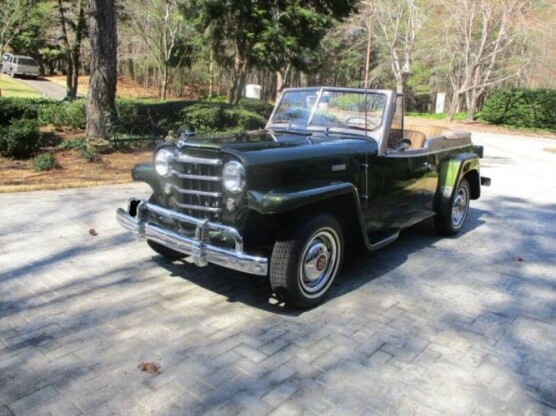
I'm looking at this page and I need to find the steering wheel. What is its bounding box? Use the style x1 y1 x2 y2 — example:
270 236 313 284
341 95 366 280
395 138 412 152
343 116 379 130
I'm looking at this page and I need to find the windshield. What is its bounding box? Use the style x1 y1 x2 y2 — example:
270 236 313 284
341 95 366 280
17 58 37 66
270 88 387 132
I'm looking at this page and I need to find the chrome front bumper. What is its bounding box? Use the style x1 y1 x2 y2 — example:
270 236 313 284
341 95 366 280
116 199 268 276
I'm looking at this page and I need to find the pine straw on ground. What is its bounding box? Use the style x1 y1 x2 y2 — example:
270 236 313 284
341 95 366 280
45 75 202 100
0 128 153 193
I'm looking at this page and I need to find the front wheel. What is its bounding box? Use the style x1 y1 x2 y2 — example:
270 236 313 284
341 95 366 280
435 178 470 236
270 214 344 309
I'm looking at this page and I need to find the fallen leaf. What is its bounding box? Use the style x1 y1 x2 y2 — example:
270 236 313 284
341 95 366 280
138 361 161 374
89 228 98 236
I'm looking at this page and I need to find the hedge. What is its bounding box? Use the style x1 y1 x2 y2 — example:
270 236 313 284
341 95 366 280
237 98 274 120
179 103 266 133
0 96 272 142
0 98 54 127
39 100 87 130
479 88 556 130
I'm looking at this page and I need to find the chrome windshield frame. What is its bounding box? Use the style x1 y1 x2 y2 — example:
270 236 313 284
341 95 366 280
266 87 396 149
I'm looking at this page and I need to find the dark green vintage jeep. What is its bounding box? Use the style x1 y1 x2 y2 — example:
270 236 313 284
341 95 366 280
117 87 490 308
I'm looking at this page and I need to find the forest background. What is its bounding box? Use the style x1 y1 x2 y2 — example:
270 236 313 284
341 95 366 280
2 0 554 120
0 0 554 189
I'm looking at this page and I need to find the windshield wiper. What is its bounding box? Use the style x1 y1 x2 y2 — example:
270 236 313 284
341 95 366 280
267 127 313 136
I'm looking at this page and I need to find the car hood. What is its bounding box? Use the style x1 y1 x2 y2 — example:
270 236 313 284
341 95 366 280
173 129 377 173
176 129 369 152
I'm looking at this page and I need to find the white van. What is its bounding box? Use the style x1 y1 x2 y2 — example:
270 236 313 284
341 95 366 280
3 54 40 78
1 53 12 72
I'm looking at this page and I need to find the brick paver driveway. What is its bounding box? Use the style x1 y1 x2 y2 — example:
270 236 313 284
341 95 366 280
1 131 555 415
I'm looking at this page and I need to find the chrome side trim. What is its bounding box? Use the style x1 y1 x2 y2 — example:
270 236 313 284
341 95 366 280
171 170 221 181
116 200 268 276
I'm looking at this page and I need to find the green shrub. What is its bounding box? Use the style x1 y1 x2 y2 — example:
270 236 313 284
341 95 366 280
479 88 556 129
205 94 227 103
32 152 58 171
238 98 274 119
182 104 227 133
116 99 191 135
0 119 41 159
39 100 86 130
0 98 53 127
38 103 63 127
58 137 86 150
179 103 267 133
80 146 101 162
64 100 87 130
226 108 266 130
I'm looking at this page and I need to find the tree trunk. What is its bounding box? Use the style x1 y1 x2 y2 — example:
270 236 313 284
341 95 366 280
227 77 238 104
227 45 249 105
86 0 117 150
208 51 214 100
160 64 169 100
65 60 74 99
447 91 462 121
276 71 284 97
466 91 479 121
396 79 404 94
127 43 135 80
58 0 74 99
71 0 86 98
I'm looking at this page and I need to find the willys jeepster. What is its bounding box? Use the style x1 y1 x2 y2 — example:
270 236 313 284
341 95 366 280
117 87 490 308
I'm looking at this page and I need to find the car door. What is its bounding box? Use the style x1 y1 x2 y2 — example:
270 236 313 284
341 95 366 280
363 95 434 232
364 150 432 231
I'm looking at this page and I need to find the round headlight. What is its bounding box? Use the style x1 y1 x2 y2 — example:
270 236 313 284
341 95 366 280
222 161 246 193
154 148 174 177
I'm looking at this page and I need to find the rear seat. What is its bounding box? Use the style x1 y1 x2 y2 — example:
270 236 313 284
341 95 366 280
403 125 447 149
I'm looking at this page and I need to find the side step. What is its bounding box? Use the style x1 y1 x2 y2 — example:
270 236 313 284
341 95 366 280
365 229 400 251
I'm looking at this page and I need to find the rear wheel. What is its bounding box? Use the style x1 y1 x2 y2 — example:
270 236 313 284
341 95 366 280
146 194 185 260
270 214 344 309
435 178 470 236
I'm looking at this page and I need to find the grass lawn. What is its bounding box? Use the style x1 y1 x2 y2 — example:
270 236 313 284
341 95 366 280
0 74 41 98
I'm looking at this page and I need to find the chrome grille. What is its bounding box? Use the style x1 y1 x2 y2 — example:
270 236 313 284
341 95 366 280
170 153 223 221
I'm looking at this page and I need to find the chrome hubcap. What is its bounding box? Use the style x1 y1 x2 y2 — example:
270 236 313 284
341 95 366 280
452 185 469 227
299 229 339 295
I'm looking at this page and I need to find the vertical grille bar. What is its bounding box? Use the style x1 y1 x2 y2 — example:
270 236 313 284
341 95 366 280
170 153 223 221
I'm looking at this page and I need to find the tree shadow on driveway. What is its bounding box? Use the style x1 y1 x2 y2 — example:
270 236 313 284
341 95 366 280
153 207 488 315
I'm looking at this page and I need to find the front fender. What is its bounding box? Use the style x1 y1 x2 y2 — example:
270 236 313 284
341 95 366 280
435 154 480 215
132 163 165 201
248 182 359 215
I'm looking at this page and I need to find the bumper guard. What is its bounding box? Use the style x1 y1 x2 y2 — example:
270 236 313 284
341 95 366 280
116 199 268 276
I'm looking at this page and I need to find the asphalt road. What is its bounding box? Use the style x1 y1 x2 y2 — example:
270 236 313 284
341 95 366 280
0 131 555 415
10 76 70 100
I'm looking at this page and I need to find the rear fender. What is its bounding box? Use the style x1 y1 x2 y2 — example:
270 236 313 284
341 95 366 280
435 154 480 215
